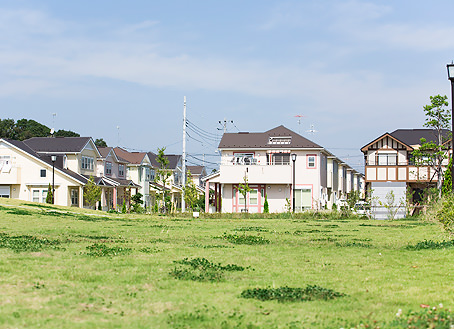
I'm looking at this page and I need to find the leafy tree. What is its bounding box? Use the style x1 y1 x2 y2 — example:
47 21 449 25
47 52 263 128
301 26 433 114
55 129 80 137
442 157 453 196
0 119 17 139
263 194 269 213
412 95 451 198
183 170 200 211
155 147 172 213
131 192 144 213
46 183 53 204
94 138 108 147
83 176 102 209
15 119 50 140
238 175 252 213
346 190 360 210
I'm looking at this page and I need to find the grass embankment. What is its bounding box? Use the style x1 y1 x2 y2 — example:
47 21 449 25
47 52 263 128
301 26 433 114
0 198 453 328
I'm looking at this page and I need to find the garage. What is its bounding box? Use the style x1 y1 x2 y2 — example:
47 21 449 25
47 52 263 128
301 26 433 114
371 182 406 219
0 185 10 198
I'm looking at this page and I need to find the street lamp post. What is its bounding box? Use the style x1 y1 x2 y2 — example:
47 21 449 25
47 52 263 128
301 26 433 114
51 155 56 204
291 153 297 212
447 63 454 192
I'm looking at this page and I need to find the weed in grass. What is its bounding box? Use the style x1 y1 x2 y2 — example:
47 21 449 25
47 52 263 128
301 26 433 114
240 285 346 302
43 211 74 217
0 232 62 252
406 239 454 250
76 234 113 240
217 233 270 245
33 281 45 289
21 203 58 210
7 208 33 216
190 244 233 249
170 257 247 282
150 238 169 243
310 237 337 242
233 226 269 232
335 241 372 248
139 247 162 253
85 243 132 257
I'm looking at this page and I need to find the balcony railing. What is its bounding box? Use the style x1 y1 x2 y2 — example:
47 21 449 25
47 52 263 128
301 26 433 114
365 161 410 166
221 157 290 166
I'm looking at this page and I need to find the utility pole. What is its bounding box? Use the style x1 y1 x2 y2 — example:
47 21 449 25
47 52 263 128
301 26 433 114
182 96 187 212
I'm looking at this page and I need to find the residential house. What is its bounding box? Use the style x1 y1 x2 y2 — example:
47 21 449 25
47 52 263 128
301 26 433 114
361 129 451 218
187 165 207 188
113 147 154 209
0 136 119 208
204 125 363 213
97 147 140 210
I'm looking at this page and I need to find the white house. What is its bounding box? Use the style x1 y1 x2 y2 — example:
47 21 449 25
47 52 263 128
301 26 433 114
204 125 363 213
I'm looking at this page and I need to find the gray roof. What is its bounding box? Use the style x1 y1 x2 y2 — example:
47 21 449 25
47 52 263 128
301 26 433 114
147 152 160 168
218 125 322 149
24 137 92 153
390 129 451 146
165 154 182 170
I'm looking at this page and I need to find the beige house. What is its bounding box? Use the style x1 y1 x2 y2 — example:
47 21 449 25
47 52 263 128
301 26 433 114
204 125 363 213
0 137 99 207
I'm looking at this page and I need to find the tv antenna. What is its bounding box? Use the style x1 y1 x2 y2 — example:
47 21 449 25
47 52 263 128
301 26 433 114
306 124 318 135
294 115 304 133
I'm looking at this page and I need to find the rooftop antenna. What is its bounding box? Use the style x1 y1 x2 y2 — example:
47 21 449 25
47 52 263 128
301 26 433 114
294 115 304 134
306 124 318 135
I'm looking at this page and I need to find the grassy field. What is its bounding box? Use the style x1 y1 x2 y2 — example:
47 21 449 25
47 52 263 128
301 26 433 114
0 198 453 328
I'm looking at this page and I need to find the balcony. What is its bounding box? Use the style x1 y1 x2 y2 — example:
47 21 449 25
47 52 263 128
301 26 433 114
219 163 292 184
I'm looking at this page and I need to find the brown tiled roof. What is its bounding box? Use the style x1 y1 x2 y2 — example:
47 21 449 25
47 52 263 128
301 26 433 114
166 154 181 169
187 165 205 175
218 125 322 149
24 137 92 153
113 147 147 164
98 147 112 158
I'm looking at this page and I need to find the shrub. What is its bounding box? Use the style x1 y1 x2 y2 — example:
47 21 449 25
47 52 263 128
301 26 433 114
240 285 346 302
425 193 454 235
264 194 269 213
406 239 454 250
85 243 131 257
218 233 270 245
0 233 62 252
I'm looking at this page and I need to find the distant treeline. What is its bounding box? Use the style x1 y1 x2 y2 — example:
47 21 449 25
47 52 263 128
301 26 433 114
0 118 107 147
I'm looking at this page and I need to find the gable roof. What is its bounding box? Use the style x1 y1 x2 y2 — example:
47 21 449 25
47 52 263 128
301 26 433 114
218 125 322 149
187 165 205 176
113 147 148 165
361 129 452 153
24 137 94 153
166 154 182 169
390 129 451 146
147 152 160 168
2 139 87 185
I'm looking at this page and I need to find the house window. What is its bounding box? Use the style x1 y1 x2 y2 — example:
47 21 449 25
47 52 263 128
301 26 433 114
145 167 151 181
269 153 290 165
0 155 11 173
294 188 312 212
119 164 125 177
40 169 46 177
268 136 292 144
105 162 112 175
307 155 316 168
81 156 94 170
70 189 79 206
249 189 258 205
32 189 48 203
378 153 397 165
233 153 255 165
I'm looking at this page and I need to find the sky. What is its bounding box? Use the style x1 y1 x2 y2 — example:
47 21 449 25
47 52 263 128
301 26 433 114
1 0 454 172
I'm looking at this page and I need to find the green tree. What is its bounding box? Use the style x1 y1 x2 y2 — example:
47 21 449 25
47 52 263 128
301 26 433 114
55 129 80 137
412 95 451 198
155 147 172 213
45 183 53 204
263 194 269 213
15 119 50 140
0 119 17 139
442 157 453 196
83 176 102 209
238 175 252 213
183 170 200 211
94 138 108 147
131 192 144 213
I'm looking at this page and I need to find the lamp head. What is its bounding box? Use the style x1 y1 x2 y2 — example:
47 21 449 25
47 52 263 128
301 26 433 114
447 63 454 81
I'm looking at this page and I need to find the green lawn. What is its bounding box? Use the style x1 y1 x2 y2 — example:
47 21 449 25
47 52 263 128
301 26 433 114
0 199 453 328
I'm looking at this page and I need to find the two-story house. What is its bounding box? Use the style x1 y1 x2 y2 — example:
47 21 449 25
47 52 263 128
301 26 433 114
113 147 154 209
97 147 140 210
361 129 451 218
204 125 363 213
0 136 113 207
